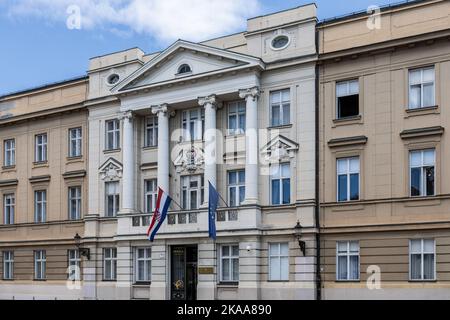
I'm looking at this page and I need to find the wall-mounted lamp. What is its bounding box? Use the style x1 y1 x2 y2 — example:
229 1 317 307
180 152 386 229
294 221 306 256
74 233 90 260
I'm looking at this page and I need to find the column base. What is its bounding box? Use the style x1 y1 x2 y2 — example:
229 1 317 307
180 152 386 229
241 198 259 206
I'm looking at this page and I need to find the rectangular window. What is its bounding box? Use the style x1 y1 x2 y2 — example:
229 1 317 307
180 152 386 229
409 67 435 109
269 243 289 281
228 101 246 135
337 157 360 202
270 89 290 127
68 186 82 220
182 109 205 142
103 248 117 281
336 79 359 119
410 149 435 197
220 245 239 283
35 133 47 162
34 190 47 223
68 128 82 157
410 239 435 281
68 249 81 281
270 163 291 205
145 179 157 213
3 194 15 225
145 116 158 147
228 170 245 207
4 139 15 167
105 182 120 217
34 250 46 280
336 241 360 281
3 251 14 280
105 120 120 150
181 175 204 210
135 248 151 283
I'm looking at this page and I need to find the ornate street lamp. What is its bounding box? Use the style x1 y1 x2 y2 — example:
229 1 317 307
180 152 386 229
294 221 306 256
74 233 90 260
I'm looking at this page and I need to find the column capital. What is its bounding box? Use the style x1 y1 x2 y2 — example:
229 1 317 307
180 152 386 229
198 94 219 108
119 110 134 121
151 103 174 117
239 86 260 101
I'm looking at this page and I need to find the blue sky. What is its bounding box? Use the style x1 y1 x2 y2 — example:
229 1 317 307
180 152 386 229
0 0 401 96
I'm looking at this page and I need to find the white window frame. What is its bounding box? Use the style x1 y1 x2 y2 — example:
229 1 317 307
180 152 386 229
35 133 47 162
336 241 360 281
182 108 204 142
103 248 117 281
181 175 204 210
144 179 157 213
409 239 436 281
4 139 15 167
270 162 291 205
337 157 360 202
336 79 360 119
34 190 47 223
68 127 82 158
68 249 81 281
220 244 239 283
105 181 120 217
227 101 246 135
408 66 435 109
34 250 46 280
68 186 82 220
270 89 290 127
227 170 245 207
409 149 436 197
268 242 289 281
105 119 120 150
3 251 14 280
144 116 158 147
135 247 152 283
4 193 15 225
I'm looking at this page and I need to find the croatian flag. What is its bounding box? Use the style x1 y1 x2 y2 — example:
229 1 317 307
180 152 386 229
147 188 172 242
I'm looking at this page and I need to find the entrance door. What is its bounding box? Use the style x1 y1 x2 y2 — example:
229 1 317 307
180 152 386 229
171 246 198 300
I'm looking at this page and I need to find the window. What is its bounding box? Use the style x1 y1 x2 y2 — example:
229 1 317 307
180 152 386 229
220 245 239 283
181 175 204 210
135 248 151 283
336 241 360 281
177 64 192 74
337 157 360 202
145 116 158 147
103 248 117 281
270 163 291 205
105 120 120 150
271 35 290 50
145 179 157 213
34 190 47 223
270 89 290 127
410 239 435 281
35 133 47 162
228 101 246 135
182 109 204 141
336 79 359 119
68 128 82 157
410 149 435 197
228 170 245 207
4 139 15 167
3 251 13 280
68 249 81 281
409 67 435 109
107 74 120 85
105 182 120 217
4 194 15 225
269 243 289 281
34 250 46 280
68 186 82 220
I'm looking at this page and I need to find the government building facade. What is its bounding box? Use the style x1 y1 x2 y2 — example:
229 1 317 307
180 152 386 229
0 0 449 300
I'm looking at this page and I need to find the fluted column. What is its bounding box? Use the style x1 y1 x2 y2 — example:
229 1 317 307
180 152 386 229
198 95 218 205
239 87 260 205
151 104 170 193
121 110 135 212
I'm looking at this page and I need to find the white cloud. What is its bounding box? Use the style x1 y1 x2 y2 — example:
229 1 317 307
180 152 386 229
4 0 261 43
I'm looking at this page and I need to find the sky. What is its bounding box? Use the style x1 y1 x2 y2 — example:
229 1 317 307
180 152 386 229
0 0 403 96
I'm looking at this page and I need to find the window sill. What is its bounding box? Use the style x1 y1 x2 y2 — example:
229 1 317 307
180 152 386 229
2 278 14 281
33 161 48 168
408 279 437 283
267 280 290 283
218 282 239 287
102 279 117 282
226 133 245 138
133 282 151 286
2 165 16 172
33 279 47 282
332 115 362 127
405 105 439 117
267 124 293 130
103 148 121 154
335 280 360 283
142 146 158 151
67 156 83 162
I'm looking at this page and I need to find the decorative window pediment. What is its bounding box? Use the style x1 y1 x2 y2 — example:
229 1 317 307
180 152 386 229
173 145 204 173
261 135 299 162
99 157 123 181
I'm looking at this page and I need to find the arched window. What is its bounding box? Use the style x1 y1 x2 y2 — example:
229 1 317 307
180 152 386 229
177 64 192 74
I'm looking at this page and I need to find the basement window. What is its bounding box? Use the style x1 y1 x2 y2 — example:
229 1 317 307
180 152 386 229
336 79 359 119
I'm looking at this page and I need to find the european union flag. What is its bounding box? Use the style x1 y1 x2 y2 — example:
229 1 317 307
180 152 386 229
208 181 219 240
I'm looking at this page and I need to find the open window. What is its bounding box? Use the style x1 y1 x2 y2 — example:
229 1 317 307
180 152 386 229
336 79 359 119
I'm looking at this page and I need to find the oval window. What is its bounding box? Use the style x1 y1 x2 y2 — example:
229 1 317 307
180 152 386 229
107 74 120 85
271 35 290 50
178 64 192 74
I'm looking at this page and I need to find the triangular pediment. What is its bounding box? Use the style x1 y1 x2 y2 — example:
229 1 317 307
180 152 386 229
261 135 299 162
113 40 264 93
99 157 123 181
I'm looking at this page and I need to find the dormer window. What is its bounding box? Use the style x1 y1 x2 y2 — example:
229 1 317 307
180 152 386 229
177 64 192 75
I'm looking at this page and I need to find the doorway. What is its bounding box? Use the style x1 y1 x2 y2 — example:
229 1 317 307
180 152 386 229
170 245 198 300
